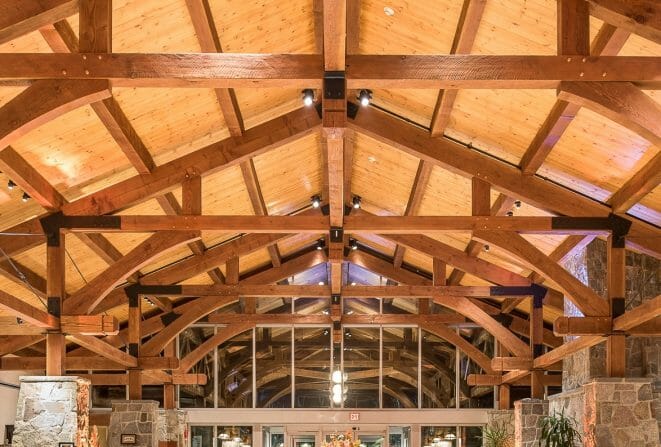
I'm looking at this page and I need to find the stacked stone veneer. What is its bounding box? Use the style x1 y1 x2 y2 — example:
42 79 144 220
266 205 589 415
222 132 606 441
108 401 158 447
12 376 91 447
513 399 547 447
156 410 186 446
548 378 658 447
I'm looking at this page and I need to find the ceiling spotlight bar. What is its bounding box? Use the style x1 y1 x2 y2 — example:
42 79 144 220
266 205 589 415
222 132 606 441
357 89 372 107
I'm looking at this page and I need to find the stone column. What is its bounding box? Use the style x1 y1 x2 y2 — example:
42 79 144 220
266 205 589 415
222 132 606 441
12 376 91 447
484 410 514 446
108 400 158 447
156 409 186 447
513 398 547 447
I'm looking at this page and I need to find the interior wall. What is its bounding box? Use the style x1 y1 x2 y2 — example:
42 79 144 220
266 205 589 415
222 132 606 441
0 372 22 444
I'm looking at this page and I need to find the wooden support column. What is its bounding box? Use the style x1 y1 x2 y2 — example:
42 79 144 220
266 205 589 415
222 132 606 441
163 341 176 409
127 288 142 399
46 227 65 376
530 289 545 399
499 383 511 410
607 232 626 377
428 258 445 313
79 0 112 53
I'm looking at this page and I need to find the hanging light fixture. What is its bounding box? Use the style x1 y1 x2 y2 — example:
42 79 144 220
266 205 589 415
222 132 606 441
302 89 315 106
357 89 372 107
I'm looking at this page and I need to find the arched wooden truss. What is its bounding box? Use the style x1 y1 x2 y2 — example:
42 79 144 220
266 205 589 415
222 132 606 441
0 0 658 413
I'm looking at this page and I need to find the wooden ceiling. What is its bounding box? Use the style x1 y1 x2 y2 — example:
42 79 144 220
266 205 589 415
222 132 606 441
0 0 658 393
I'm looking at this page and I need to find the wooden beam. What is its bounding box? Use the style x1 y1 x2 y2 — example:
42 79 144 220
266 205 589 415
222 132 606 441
323 0 346 71
420 322 494 374
46 232 65 376
0 54 659 88
607 234 626 377
0 290 57 328
0 0 78 45
558 0 590 55
241 160 282 266
66 334 137 368
534 335 606 369
0 335 45 356
474 231 609 316
0 79 111 150
558 81 661 147
185 0 245 136
384 233 532 286
60 315 118 335
613 294 661 331
587 0 661 44
346 0 360 54
75 372 206 386
491 357 533 371
0 356 177 371
344 55 661 88
64 231 201 314
429 0 487 136
348 104 660 258
178 322 253 373
0 107 320 258
0 146 66 210
79 0 112 53
554 316 613 336
608 151 661 213
0 53 323 87
392 161 433 267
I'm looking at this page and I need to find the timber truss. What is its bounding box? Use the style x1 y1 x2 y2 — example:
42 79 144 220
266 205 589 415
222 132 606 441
0 0 659 410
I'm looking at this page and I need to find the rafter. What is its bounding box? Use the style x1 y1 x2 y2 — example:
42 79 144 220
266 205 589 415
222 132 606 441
349 105 660 258
0 290 57 328
64 231 201 314
66 334 137 368
587 0 661 44
0 0 78 45
608 152 661 213
429 0 487 136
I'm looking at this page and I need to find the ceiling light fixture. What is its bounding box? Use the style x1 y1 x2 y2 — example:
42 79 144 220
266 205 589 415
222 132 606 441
21 192 30 202
311 195 321 208
506 210 514 217
318 281 325 286
7 180 16 190
316 238 325 251
349 238 358 251
352 195 362 209
384 6 395 16
357 89 372 107
484 244 490 252
514 200 522 208
302 89 315 106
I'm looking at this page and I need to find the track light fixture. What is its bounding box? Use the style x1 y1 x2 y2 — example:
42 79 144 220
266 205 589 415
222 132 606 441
21 192 30 202
357 89 372 107
514 200 522 208
7 180 16 190
311 195 321 208
352 195 362 209
506 210 514 217
484 244 490 252
349 238 358 251
316 238 325 251
302 89 315 106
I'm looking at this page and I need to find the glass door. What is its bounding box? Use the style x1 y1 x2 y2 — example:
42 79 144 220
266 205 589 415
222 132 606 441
292 434 316 447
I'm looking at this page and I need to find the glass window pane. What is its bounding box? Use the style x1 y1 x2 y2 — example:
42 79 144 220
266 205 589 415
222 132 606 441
344 327 379 408
191 426 214 447
217 426 252 447
389 426 410 447
142 385 163 407
460 426 483 447
421 330 456 408
218 328 253 408
91 385 125 408
257 297 291 314
262 426 284 447
294 297 329 314
294 327 331 408
421 427 457 447
459 328 494 408
179 326 215 408
256 327 292 408
382 327 418 408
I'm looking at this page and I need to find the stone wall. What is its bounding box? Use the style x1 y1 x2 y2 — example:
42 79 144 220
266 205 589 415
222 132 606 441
513 399 547 447
548 378 659 447
12 376 91 447
484 410 514 447
108 401 158 447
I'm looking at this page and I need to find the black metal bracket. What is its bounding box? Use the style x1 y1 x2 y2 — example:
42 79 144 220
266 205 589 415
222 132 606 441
611 297 625 318
160 312 180 326
128 343 139 357
609 213 632 248
330 227 344 243
47 297 61 317
347 101 359 119
323 71 345 100
331 294 341 305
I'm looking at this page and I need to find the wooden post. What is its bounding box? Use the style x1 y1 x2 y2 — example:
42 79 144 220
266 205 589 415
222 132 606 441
46 229 65 376
163 341 176 409
127 289 142 399
530 289 544 399
607 233 626 377
79 0 112 53
499 383 511 410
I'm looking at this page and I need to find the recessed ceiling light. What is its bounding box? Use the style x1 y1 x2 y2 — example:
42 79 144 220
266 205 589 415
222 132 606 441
384 6 395 16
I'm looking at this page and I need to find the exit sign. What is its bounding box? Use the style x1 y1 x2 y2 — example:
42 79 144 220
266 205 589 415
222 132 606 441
350 412 360 421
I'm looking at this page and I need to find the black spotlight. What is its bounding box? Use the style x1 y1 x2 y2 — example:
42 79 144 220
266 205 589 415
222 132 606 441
357 89 372 107
302 89 315 106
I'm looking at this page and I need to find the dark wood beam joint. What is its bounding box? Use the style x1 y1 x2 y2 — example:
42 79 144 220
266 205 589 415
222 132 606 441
128 343 139 357
533 343 544 358
130 284 183 297
160 312 180 326
490 284 547 300
611 297 625 319
330 227 344 243
609 213 632 248
47 297 61 317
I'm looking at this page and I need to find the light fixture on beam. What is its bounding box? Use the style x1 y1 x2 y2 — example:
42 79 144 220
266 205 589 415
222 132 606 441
21 192 30 202
484 244 490 252
7 180 16 190
357 89 372 107
506 210 514 217
302 89 315 106
311 195 321 208
349 238 358 251
316 238 325 251
352 195 362 209
514 200 522 208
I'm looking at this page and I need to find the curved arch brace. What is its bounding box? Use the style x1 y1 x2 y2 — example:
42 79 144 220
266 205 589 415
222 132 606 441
178 322 253 373
0 79 111 149
420 322 495 374
558 81 661 147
